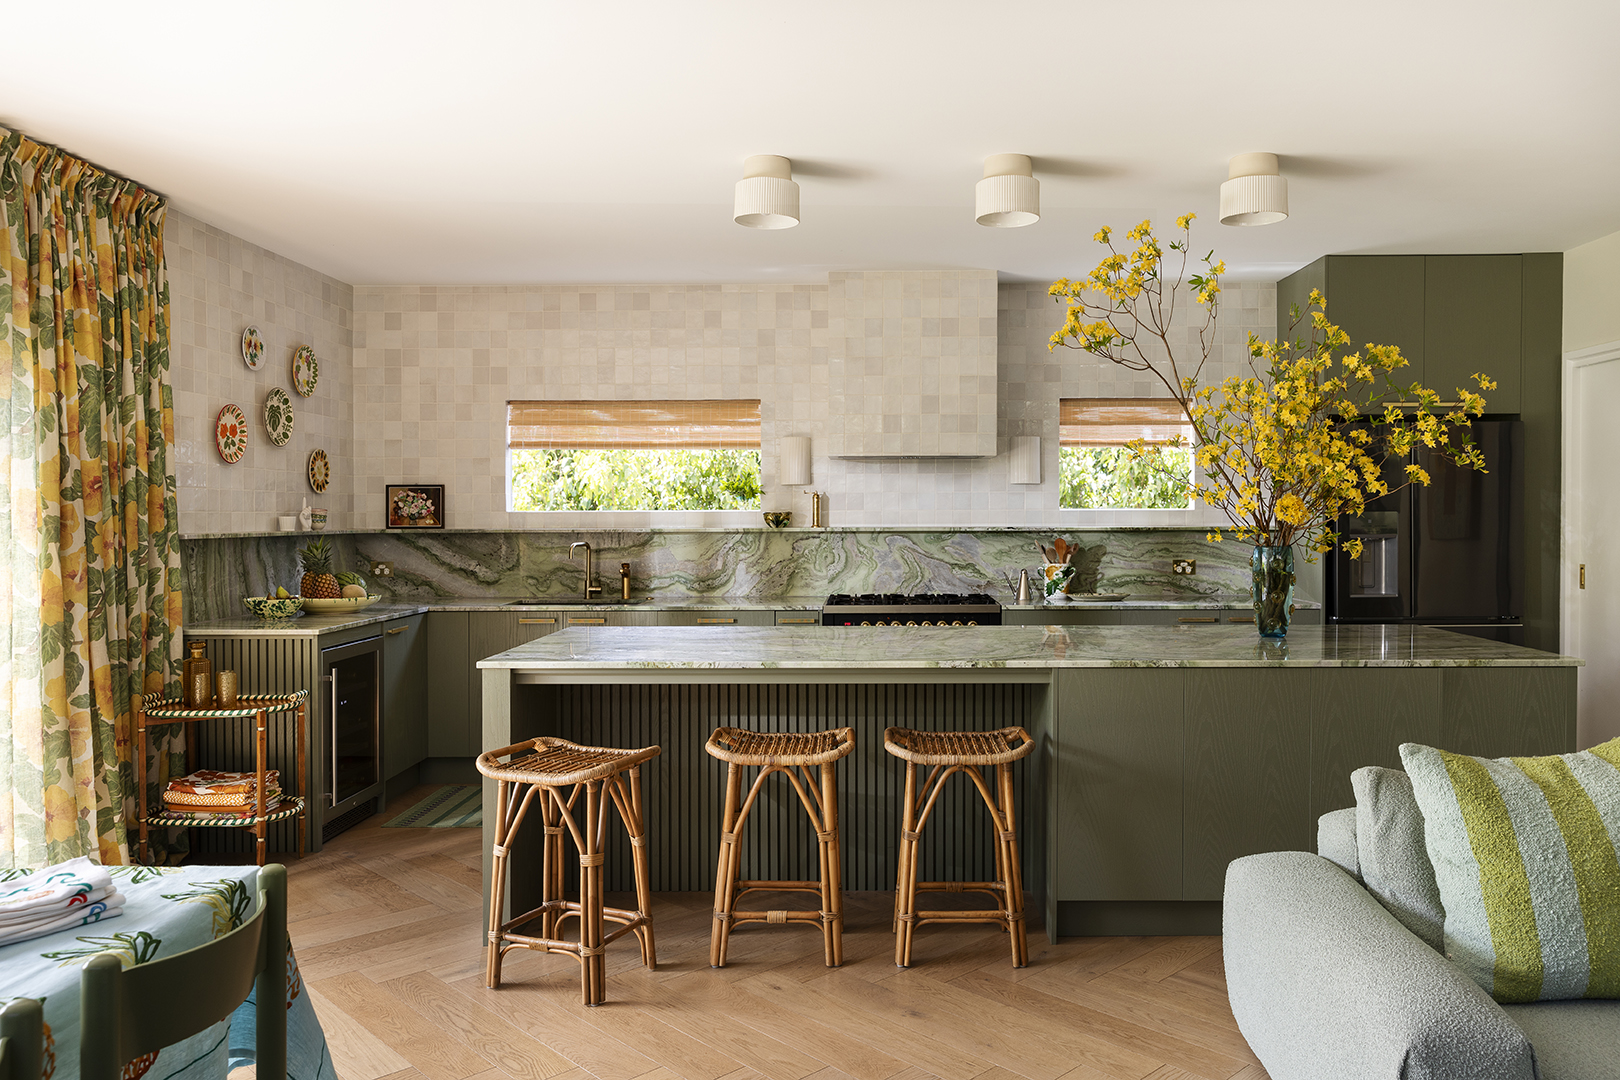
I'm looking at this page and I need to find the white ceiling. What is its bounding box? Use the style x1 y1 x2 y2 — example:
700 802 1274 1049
3 0 1617 286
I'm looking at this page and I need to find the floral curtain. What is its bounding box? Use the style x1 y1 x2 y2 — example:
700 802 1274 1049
0 128 184 868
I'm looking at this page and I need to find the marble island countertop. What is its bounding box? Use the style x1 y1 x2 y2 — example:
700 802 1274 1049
477 623 1579 670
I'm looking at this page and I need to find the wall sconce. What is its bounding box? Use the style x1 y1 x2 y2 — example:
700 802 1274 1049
1219 152 1289 226
780 435 812 486
975 154 1040 228
734 155 801 230
1009 436 1041 485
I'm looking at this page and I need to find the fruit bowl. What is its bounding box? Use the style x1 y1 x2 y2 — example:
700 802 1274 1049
300 595 382 614
242 595 305 620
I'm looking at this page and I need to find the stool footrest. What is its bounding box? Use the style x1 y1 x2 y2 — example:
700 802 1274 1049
911 909 1019 924
915 881 1006 894
735 879 824 893
732 909 826 924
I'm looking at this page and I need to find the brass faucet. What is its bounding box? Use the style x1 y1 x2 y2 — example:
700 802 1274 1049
569 541 602 600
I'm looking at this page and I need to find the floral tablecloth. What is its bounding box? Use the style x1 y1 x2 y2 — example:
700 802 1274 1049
0 863 333 1080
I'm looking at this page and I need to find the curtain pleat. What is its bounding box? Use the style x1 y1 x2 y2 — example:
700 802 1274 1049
0 128 184 868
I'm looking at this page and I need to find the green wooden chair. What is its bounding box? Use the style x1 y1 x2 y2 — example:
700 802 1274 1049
80 862 288 1080
0 999 44 1080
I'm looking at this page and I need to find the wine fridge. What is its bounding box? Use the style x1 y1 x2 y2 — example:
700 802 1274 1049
321 635 383 836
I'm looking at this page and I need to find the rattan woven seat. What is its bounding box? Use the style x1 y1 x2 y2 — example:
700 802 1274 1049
704 726 856 967
883 725 1034 969
478 737 660 1006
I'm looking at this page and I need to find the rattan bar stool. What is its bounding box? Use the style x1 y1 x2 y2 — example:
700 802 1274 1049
884 725 1035 968
477 736 660 1006
704 726 857 967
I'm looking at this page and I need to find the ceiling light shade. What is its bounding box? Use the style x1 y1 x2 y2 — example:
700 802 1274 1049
1219 152 1288 226
734 155 800 229
780 435 811 486
975 154 1039 228
1009 436 1041 485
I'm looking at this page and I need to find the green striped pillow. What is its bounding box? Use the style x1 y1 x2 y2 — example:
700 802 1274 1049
1399 738 1620 1003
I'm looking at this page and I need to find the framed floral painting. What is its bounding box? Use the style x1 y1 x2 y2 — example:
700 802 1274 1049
386 484 445 529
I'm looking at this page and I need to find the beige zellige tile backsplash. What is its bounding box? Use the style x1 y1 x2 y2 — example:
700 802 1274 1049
167 208 1274 534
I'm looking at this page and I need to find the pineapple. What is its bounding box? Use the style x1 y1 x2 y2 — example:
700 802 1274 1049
298 538 341 598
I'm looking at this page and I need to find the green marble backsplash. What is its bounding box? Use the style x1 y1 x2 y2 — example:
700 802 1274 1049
180 528 1290 624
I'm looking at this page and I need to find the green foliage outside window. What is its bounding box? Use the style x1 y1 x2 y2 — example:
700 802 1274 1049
511 448 762 511
1059 445 1193 509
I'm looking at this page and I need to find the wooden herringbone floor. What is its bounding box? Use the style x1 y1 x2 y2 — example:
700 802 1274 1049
283 787 1269 1080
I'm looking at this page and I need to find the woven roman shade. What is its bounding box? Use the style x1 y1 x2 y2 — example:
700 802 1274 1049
1059 398 1193 447
507 400 762 450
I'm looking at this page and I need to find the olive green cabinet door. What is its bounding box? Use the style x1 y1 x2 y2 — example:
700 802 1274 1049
1183 669 1312 900
425 611 470 758
467 613 527 757
382 614 427 779
1054 670 1184 901
1326 255 1426 381
1425 255 1522 413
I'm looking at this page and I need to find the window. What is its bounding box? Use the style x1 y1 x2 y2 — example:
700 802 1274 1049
507 400 762 511
1059 398 1194 509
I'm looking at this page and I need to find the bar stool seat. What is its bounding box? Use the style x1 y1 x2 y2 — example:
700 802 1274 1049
884 725 1034 968
478 737 659 1006
705 726 856 967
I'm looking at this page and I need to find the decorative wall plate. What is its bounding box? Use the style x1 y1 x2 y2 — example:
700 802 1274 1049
292 345 319 397
264 387 294 446
307 448 330 492
241 326 265 370
216 404 248 463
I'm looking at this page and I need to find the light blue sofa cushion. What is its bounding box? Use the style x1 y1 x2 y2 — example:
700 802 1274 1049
1503 1000 1620 1080
1352 765 1446 952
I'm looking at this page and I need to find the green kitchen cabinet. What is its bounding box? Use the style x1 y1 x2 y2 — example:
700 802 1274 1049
1425 255 1522 412
426 611 470 757
1319 255 1427 378
381 613 427 779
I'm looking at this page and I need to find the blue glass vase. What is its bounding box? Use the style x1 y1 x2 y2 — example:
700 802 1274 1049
1251 545 1296 638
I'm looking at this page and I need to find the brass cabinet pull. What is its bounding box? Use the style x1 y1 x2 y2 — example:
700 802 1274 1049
1177 617 1219 624
698 617 736 624
777 616 817 624
569 616 607 625
385 627 406 635
1227 616 1256 624
517 618 556 625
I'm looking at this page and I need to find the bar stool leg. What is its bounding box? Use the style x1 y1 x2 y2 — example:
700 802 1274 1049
998 762 1029 968
895 761 921 968
818 761 844 967
623 765 657 969
486 779 512 989
580 780 605 1006
711 761 744 967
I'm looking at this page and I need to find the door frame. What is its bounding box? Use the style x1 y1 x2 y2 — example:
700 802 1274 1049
1561 339 1620 741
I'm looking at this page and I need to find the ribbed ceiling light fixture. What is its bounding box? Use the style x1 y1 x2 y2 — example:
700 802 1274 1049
734 155 800 229
975 154 1040 228
1219 152 1289 226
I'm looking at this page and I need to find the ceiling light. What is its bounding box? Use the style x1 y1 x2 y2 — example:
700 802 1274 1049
734 155 800 230
1219 153 1288 226
975 154 1040 228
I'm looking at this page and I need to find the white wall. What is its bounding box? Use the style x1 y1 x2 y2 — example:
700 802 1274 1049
167 211 354 536
1564 228 1620 353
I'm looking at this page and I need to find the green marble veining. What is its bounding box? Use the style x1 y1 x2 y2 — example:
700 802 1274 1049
182 527 1266 621
479 624 1580 671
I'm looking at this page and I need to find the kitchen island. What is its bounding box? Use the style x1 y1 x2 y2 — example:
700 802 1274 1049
481 623 1577 937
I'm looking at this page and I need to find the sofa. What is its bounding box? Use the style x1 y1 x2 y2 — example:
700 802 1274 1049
1223 771 1620 1080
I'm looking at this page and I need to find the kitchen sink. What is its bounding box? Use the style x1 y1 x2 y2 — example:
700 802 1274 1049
503 597 652 606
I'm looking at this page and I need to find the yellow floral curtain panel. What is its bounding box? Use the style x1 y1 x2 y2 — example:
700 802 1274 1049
0 128 184 868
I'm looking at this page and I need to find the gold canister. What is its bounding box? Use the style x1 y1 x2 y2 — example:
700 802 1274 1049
182 641 213 708
216 669 239 707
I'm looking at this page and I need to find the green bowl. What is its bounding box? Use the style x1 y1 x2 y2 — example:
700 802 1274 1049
763 511 792 528
243 595 305 620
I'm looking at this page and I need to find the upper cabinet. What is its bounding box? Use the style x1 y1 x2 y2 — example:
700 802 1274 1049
1277 254 1548 415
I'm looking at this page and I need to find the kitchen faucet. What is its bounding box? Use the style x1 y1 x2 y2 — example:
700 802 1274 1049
569 541 602 600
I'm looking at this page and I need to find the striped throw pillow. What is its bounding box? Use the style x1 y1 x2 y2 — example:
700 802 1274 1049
1399 738 1620 1003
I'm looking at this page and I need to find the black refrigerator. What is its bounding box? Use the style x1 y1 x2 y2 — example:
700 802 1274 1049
1327 419 1524 644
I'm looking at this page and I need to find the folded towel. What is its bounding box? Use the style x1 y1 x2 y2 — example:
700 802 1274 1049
0 856 112 920
166 769 279 796
163 786 282 808
0 887 124 946
160 799 283 819
0 884 116 926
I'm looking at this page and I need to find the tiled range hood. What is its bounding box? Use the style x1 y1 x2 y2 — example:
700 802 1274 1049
826 269 998 457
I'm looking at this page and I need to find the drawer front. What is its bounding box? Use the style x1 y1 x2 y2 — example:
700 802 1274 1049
774 612 820 626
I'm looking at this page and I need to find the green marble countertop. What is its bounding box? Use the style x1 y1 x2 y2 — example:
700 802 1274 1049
477 624 1579 670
